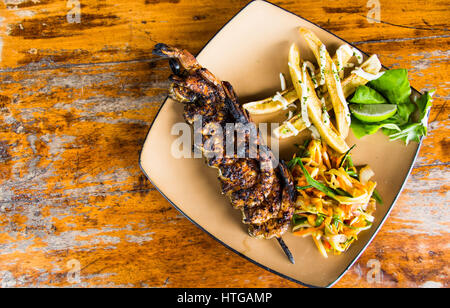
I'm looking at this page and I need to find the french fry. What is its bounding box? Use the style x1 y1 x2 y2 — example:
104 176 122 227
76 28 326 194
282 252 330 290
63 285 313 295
333 44 354 79
275 55 382 140
341 54 382 97
299 28 351 138
278 43 349 154
243 88 298 115
273 113 306 138
244 45 353 116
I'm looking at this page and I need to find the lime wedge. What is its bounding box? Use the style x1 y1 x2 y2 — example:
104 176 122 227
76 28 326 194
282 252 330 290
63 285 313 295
350 104 397 123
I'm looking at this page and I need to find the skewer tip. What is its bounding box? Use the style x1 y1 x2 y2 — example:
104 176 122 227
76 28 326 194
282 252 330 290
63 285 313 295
277 237 295 264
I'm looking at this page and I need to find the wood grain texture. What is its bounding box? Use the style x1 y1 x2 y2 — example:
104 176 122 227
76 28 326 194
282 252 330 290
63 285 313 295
0 0 448 288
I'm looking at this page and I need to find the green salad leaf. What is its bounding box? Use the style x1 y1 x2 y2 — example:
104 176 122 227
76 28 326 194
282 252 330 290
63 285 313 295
350 117 401 138
395 102 417 124
349 68 433 145
350 85 388 105
416 90 434 128
368 69 412 105
383 91 434 144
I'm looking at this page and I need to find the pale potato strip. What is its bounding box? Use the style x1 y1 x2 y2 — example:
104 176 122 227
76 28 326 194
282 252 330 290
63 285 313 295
341 54 382 97
276 55 382 140
279 43 349 154
333 44 354 79
300 28 351 138
243 88 298 115
244 45 352 116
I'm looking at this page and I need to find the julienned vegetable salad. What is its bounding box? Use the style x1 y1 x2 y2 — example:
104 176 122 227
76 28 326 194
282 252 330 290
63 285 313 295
289 140 380 258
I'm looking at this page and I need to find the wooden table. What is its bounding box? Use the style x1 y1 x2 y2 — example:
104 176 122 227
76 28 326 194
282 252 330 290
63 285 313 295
0 0 448 288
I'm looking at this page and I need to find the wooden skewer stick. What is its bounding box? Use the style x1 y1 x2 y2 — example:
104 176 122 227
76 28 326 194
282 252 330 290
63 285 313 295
277 237 295 264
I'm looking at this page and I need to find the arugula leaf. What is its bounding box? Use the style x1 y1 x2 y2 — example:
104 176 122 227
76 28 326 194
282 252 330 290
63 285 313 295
415 90 434 130
369 69 412 105
384 91 434 144
350 85 388 105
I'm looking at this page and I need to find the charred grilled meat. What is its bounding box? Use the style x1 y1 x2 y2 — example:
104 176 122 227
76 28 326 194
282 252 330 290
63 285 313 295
152 43 296 241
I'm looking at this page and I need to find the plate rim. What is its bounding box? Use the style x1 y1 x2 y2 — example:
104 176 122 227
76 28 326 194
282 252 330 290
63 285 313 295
138 0 425 288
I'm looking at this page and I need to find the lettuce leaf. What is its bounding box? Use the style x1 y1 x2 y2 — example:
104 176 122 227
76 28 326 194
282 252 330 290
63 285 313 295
396 102 417 123
368 69 412 105
351 117 400 138
350 85 388 105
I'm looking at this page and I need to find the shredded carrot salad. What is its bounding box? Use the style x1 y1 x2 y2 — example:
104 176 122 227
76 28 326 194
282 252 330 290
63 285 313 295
288 139 381 258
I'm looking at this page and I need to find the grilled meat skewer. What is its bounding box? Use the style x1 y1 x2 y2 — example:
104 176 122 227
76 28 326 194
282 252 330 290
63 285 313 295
153 44 296 257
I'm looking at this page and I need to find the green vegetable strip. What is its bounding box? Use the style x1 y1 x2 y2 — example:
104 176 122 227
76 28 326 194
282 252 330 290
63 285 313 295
315 214 325 227
372 189 383 205
332 216 342 230
293 215 307 226
335 188 353 198
296 185 313 190
288 157 303 169
291 159 354 199
346 156 355 168
339 144 356 168
298 160 339 201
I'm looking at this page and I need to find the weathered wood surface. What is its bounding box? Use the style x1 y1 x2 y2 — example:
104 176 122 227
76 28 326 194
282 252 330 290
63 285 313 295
0 0 448 288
